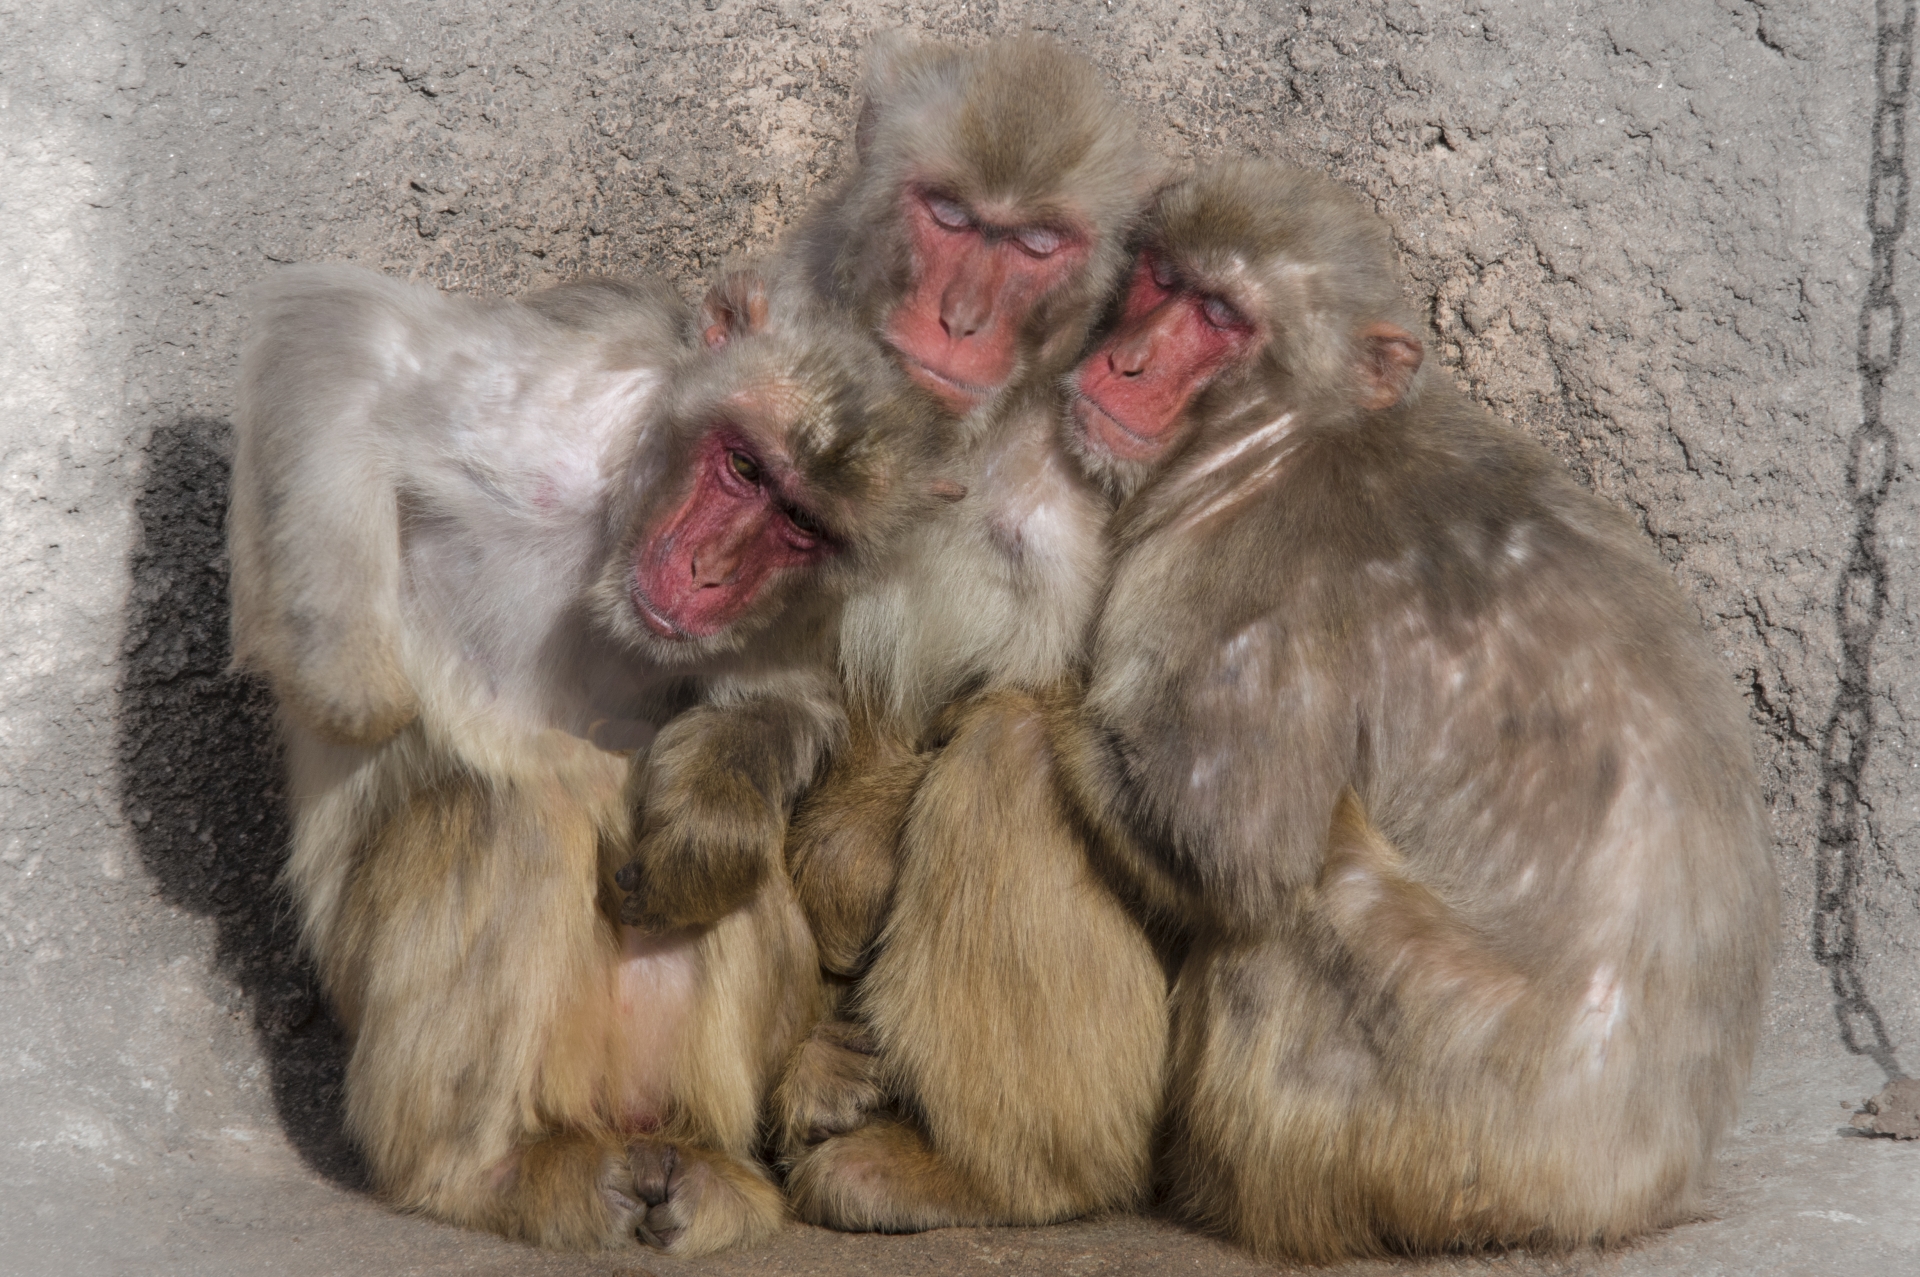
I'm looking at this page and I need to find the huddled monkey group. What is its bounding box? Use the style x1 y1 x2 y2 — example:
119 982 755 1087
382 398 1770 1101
227 34 1776 1265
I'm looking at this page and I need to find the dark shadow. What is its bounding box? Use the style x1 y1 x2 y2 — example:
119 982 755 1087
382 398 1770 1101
1811 0 1912 1084
117 414 366 1188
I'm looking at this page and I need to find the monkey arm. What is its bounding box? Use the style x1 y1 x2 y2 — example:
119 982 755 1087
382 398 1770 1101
618 668 846 930
228 266 427 745
1072 589 1359 939
785 710 929 975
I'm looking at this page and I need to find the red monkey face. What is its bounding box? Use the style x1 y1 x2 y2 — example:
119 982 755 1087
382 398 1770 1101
1072 254 1258 463
884 187 1090 414
629 429 832 641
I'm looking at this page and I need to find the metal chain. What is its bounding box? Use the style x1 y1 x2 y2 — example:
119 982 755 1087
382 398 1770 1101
1812 0 1913 1081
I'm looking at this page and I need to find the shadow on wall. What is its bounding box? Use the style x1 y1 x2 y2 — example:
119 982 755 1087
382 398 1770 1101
117 414 365 1188
1813 0 1911 1086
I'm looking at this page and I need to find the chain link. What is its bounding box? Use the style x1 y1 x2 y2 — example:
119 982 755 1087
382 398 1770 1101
1812 0 1912 1080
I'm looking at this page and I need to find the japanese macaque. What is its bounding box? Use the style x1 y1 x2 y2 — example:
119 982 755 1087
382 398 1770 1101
763 36 1171 1231
1055 162 1779 1261
227 263 946 1254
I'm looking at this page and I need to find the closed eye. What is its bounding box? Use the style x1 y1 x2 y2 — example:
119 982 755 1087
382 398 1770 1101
785 505 826 539
1013 225 1067 257
924 193 974 231
1148 254 1178 290
1200 295 1245 330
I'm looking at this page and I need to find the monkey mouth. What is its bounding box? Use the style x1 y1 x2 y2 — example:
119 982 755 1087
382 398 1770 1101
1072 393 1158 456
628 584 686 641
892 349 997 407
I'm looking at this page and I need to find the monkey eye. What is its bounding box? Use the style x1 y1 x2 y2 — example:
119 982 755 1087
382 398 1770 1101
727 450 762 484
1148 255 1179 290
923 193 974 231
785 505 826 539
1199 295 1245 330
1012 226 1067 257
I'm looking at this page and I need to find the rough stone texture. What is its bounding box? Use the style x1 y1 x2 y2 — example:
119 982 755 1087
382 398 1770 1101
1 0 1916 1273
1852 1077 1920 1137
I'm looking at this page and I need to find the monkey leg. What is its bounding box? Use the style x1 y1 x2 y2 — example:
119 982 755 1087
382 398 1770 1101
1161 792 1730 1262
627 870 828 1255
327 770 650 1250
785 709 929 975
788 689 1167 1230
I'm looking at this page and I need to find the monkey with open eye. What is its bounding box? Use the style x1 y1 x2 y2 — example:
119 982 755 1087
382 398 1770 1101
700 36 1176 1233
1046 161 1779 1261
228 263 948 1254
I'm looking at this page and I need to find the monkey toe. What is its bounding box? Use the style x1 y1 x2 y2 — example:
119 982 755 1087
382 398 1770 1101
621 1140 785 1255
597 1153 645 1230
787 1118 991 1232
625 1140 687 1248
773 1020 887 1156
627 1139 679 1207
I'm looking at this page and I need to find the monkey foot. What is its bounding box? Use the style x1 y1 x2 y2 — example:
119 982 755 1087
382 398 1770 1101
772 1018 887 1156
619 1140 786 1255
785 1117 995 1233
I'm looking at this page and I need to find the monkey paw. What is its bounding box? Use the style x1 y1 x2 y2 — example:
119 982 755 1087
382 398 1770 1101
772 1018 887 1157
620 1140 786 1256
617 772 783 930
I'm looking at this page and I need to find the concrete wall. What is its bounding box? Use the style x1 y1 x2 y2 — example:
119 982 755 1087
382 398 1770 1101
2 2 1914 1272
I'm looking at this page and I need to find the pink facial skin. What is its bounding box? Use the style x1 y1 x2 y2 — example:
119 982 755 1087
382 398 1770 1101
884 188 1090 414
629 431 830 640
1073 256 1259 463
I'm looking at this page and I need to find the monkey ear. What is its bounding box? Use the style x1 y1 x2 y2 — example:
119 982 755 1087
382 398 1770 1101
1358 323 1423 411
698 270 771 350
855 30 914 158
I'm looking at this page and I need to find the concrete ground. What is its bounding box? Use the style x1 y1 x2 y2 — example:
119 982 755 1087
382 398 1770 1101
2 1 1916 1273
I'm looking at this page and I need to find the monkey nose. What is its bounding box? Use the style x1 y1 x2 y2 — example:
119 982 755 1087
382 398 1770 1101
689 554 734 590
940 300 989 339
1110 342 1150 378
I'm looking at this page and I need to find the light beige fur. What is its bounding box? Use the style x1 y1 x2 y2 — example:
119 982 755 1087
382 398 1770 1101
231 264 943 1253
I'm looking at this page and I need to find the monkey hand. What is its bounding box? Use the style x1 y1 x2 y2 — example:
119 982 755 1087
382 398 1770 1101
616 766 783 930
786 747 926 975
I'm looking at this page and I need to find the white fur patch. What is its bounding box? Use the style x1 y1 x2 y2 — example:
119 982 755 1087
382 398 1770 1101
1572 963 1625 1074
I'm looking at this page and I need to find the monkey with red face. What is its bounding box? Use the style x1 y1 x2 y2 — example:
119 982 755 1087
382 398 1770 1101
228 265 947 1254
1054 162 1777 1260
672 36 1173 1232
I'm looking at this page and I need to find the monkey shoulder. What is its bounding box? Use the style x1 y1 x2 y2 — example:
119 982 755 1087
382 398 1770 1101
1096 394 1720 758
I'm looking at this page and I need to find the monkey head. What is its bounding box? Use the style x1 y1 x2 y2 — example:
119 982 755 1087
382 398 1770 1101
823 36 1162 417
1067 162 1428 497
594 271 951 663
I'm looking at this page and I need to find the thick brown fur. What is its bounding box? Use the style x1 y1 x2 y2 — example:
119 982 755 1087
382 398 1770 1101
1057 162 1778 1262
784 703 929 976
231 265 946 1253
771 36 1169 1231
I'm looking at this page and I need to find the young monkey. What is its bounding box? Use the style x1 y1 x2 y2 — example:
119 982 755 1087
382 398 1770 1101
1054 162 1778 1261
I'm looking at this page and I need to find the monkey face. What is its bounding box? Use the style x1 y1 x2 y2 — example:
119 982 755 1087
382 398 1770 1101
626 425 836 642
595 320 951 666
882 186 1091 415
1069 252 1261 469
